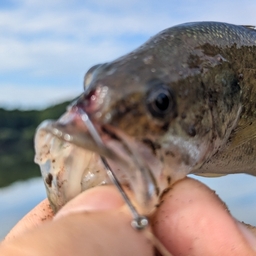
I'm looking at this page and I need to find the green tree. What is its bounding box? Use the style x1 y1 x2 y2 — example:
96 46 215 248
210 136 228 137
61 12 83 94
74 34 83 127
0 101 71 188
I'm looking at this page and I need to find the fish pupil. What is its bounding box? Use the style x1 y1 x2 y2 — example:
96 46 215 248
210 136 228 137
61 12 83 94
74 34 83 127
155 92 170 111
146 79 176 120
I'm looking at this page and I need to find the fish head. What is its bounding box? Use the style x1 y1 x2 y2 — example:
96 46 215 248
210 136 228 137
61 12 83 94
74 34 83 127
35 23 242 214
79 25 241 177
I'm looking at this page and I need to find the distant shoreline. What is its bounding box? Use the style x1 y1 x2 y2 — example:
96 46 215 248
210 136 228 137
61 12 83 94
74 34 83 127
0 100 71 188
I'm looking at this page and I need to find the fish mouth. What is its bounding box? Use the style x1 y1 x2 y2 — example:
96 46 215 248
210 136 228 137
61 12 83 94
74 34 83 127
34 104 160 214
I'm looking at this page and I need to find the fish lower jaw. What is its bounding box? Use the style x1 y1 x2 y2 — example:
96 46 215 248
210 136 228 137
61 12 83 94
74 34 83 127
34 126 109 212
35 119 164 214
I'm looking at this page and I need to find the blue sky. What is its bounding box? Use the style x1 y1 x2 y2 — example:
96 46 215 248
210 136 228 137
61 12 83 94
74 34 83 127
1 0 256 109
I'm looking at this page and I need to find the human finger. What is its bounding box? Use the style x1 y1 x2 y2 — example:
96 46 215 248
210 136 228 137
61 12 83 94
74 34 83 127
152 178 256 255
0 186 154 256
4 185 124 242
4 199 54 242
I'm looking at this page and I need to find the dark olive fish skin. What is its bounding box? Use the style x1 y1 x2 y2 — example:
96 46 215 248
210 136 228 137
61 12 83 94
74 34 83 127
81 22 256 179
35 22 256 213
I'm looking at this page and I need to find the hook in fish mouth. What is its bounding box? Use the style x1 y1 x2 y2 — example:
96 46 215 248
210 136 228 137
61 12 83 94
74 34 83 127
69 109 150 229
34 104 160 214
38 105 118 161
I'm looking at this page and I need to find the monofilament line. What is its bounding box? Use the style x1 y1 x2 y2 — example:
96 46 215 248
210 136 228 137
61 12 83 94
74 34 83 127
77 108 149 230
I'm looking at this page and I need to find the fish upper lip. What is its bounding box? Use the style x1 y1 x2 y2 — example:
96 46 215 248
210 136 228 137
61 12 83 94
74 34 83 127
38 106 128 166
73 85 109 118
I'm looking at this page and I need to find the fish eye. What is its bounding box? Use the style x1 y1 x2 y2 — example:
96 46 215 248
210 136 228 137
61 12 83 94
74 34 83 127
84 64 103 90
154 90 170 111
146 81 176 119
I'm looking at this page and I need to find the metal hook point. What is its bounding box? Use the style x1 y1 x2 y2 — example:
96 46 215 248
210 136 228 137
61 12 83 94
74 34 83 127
131 216 149 230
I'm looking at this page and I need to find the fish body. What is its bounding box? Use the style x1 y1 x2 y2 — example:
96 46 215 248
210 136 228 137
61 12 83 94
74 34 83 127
35 22 256 213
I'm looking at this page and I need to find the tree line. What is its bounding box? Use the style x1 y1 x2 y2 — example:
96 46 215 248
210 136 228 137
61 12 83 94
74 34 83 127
0 101 71 188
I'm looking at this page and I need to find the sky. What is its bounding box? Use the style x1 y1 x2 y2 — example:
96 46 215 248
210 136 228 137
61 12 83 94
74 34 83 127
1 0 256 109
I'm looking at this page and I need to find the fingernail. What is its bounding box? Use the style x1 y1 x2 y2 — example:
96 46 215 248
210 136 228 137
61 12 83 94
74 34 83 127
55 186 125 219
236 221 256 251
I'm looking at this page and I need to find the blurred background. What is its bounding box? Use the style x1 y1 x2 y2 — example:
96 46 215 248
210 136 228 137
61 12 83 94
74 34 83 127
1 0 256 239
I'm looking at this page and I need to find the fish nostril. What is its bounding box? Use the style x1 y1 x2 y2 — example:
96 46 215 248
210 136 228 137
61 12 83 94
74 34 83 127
85 89 97 102
75 87 104 115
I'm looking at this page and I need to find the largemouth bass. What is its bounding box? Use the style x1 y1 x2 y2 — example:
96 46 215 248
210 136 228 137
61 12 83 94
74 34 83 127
35 21 256 214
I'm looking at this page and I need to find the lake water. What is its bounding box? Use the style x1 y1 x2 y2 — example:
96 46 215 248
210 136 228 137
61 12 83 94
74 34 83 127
0 177 46 240
0 174 256 240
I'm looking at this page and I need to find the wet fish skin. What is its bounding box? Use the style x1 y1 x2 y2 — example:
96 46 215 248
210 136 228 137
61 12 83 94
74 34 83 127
80 22 256 180
35 22 256 213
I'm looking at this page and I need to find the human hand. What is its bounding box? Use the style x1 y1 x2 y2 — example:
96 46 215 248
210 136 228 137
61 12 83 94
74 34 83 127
152 178 256 255
0 178 256 255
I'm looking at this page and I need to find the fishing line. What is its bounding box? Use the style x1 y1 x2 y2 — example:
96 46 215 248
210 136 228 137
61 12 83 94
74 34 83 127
43 106 173 255
77 107 149 230
77 108 173 255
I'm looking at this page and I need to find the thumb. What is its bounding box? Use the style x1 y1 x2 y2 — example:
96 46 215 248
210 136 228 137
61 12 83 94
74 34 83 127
0 186 154 256
153 178 256 255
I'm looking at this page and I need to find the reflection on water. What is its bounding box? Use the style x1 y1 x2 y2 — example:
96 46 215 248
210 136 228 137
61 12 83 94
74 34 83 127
0 174 255 240
0 178 46 240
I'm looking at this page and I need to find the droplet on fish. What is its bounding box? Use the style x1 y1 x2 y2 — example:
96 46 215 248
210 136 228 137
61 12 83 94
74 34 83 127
104 112 112 121
63 134 72 141
95 112 102 118
143 55 154 65
106 68 117 76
